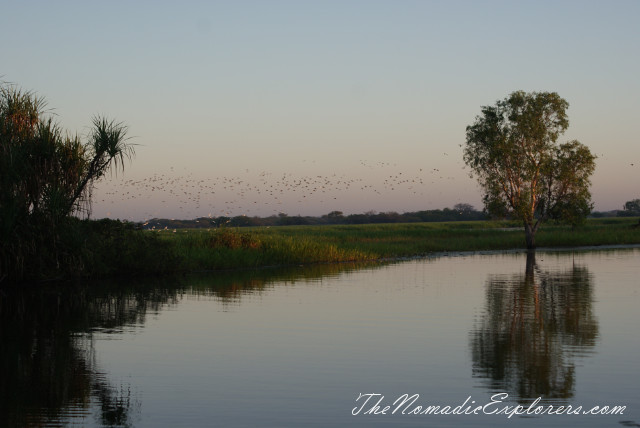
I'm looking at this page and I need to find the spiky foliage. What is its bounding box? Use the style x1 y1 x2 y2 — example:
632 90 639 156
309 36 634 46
0 83 134 281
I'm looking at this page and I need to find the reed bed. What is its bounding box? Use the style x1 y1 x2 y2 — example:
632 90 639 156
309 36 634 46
167 228 377 271
8 218 638 283
158 218 640 272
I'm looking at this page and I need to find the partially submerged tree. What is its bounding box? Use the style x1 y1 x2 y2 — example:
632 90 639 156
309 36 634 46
0 83 134 281
463 91 596 249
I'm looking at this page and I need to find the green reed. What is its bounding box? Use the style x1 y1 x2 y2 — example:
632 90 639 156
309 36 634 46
7 217 638 284
159 217 640 272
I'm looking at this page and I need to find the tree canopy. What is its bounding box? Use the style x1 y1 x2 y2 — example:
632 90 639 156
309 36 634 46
623 199 640 215
463 91 596 249
0 83 134 281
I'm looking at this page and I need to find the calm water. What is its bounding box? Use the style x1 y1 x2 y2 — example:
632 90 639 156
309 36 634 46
2 248 639 427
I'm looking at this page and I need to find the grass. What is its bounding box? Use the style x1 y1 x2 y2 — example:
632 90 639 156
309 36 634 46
5 217 638 284
168 228 376 270
156 217 640 272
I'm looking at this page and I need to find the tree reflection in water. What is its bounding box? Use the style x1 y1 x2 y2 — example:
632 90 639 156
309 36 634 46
470 251 598 403
0 279 181 428
0 261 383 427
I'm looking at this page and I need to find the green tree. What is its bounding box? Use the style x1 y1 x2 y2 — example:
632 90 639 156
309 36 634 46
623 199 640 214
463 91 596 249
453 203 475 214
0 83 134 281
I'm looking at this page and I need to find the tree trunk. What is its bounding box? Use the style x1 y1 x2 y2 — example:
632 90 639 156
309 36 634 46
525 250 536 279
524 222 536 249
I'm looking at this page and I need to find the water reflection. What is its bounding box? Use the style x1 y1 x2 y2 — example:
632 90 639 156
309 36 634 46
470 252 599 402
186 262 384 305
0 262 383 427
0 280 180 427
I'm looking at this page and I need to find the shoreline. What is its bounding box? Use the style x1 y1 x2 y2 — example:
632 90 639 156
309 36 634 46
4 218 640 286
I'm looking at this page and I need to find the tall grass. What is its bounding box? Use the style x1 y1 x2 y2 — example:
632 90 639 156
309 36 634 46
166 228 376 271
5 217 639 283
157 217 640 273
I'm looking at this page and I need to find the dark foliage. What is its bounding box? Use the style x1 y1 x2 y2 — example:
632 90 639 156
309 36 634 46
0 83 138 283
139 206 488 230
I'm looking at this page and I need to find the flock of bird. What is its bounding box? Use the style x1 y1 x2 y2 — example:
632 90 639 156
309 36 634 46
94 159 467 221
94 154 639 221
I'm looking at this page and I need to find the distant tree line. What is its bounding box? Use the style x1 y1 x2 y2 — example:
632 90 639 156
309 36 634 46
619 199 640 217
589 199 640 219
140 199 640 231
141 203 488 230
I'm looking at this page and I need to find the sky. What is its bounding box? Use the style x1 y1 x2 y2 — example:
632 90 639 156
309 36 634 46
2 0 639 221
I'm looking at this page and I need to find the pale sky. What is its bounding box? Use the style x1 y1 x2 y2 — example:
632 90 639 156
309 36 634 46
3 0 639 220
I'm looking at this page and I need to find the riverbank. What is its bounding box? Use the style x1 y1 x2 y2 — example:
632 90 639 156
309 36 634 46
3 217 639 284
161 217 640 272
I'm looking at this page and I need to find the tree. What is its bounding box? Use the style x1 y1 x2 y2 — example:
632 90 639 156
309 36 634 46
324 211 344 224
0 83 134 280
623 199 640 215
453 203 474 214
463 91 596 249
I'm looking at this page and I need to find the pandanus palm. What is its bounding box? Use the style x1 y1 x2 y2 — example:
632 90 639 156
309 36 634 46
0 83 135 281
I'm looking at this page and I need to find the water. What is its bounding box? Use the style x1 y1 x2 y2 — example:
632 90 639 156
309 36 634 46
1 248 639 427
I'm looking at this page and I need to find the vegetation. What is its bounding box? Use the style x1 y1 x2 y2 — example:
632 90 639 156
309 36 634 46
464 91 597 249
1 83 637 284
151 217 640 273
141 204 487 230
4 215 640 284
0 83 140 282
621 198 640 217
